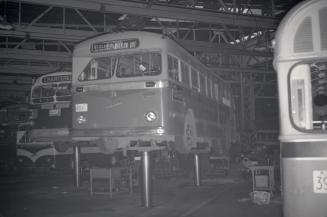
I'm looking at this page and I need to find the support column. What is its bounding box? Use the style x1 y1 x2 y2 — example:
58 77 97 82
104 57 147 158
74 144 80 188
194 153 201 187
141 151 152 208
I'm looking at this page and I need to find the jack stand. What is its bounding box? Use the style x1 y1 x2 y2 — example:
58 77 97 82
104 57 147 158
74 144 81 188
194 153 201 187
141 151 152 208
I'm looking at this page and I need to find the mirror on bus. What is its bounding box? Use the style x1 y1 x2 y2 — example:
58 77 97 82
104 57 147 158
289 61 327 130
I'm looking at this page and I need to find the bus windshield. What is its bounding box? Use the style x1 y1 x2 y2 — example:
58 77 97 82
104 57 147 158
32 83 72 103
78 52 161 81
32 85 55 98
56 83 71 96
117 52 161 77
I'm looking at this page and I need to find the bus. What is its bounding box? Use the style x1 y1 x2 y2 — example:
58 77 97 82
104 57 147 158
72 31 235 163
274 0 327 216
16 71 74 168
17 71 116 169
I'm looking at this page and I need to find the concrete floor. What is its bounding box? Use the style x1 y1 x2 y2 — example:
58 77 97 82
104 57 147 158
0 168 282 217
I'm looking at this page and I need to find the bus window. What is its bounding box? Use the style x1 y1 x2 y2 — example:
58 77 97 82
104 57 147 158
181 61 190 87
168 55 179 81
117 52 161 77
289 64 313 130
31 85 55 103
311 61 327 129
42 85 55 97
79 56 116 81
32 86 41 98
57 83 71 96
191 68 200 92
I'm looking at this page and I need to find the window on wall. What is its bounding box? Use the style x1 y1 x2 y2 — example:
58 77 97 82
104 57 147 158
200 73 206 95
181 61 190 87
168 55 179 82
207 75 213 99
211 79 214 99
289 61 327 131
214 82 219 101
191 68 200 92
220 83 224 100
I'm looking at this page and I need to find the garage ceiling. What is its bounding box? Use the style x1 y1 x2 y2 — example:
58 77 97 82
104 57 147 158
0 0 300 100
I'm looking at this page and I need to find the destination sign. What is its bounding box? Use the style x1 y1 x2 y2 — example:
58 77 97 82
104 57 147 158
90 39 139 53
42 75 72 83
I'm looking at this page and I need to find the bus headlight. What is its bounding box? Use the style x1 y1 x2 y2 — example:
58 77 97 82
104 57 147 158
145 112 157 122
77 115 86 124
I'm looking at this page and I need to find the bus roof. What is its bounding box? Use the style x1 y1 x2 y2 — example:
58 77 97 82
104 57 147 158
273 0 327 67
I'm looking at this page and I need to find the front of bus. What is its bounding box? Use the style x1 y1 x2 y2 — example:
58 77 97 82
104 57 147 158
29 72 72 148
274 1 327 216
72 32 169 153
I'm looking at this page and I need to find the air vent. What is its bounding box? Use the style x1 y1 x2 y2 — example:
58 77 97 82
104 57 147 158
319 7 327 50
294 17 313 53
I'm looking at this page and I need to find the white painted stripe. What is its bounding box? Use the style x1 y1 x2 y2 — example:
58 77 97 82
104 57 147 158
283 157 327 160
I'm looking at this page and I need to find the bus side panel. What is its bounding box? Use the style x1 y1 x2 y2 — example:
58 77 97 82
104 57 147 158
164 82 220 139
187 91 219 139
164 84 186 137
282 145 327 217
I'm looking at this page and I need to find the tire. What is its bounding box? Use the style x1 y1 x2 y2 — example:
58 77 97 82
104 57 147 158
54 141 70 153
175 109 197 153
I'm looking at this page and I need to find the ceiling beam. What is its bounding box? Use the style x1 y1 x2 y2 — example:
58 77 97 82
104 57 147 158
209 66 275 74
0 48 72 62
18 0 278 29
0 64 68 76
1 26 272 57
180 40 272 57
0 26 93 42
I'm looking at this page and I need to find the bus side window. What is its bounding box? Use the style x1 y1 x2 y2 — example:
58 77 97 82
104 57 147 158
168 55 179 82
290 64 313 129
90 60 98 80
32 86 41 98
181 61 190 87
191 68 200 92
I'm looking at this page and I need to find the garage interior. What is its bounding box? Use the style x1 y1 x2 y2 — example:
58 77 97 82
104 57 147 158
0 0 305 217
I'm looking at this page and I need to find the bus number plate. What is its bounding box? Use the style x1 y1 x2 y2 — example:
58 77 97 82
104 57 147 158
75 103 88 112
313 170 327 193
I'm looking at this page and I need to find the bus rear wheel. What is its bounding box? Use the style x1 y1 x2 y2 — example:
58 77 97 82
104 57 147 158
175 110 197 153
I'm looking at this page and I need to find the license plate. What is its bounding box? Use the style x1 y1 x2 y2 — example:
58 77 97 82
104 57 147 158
75 103 88 112
313 170 327 193
49 108 60 116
